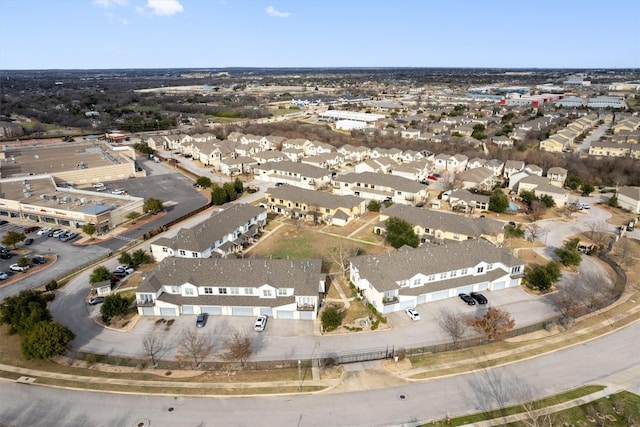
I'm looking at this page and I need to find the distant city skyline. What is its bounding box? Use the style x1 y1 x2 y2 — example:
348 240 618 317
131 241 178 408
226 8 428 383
1 0 639 70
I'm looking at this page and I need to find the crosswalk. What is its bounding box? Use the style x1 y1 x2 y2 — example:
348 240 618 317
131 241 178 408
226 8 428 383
113 234 136 242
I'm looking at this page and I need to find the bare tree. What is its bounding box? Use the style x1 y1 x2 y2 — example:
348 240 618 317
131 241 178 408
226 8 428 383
587 221 609 247
223 329 254 368
550 272 615 318
176 329 213 368
330 241 360 278
563 202 579 219
527 200 546 222
467 307 515 341
437 307 468 349
141 333 167 368
524 223 545 242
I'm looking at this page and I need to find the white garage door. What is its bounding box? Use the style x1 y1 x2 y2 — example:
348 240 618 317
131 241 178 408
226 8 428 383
160 307 178 316
417 295 427 304
477 282 489 291
201 306 222 315
260 307 273 316
400 300 415 309
232 307 254 316
182 305 194 315
429 290 449 301
141 307 155 316
492 281 506 290
456 285 473 295
299 311 314 320
276 310 294 319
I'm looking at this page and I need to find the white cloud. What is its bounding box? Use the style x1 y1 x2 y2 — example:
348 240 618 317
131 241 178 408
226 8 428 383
266 5 290 18
146 0 184 16
94 0 128 7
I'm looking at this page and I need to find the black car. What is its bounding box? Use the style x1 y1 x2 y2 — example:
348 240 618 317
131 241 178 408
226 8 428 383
459 293 476 306
470 292 488 304
0 220 8 226
0 252 12 260
24 238 34 245
31 255 46 265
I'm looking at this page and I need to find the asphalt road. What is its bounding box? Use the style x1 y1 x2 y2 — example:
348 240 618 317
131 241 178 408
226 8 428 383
1 319 638 427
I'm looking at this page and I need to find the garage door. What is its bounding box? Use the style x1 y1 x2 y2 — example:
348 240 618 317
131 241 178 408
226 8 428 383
400 300 414 310
477 282 489 291
276 310 294 319
182 305 194 315
232 307 254 316
260 307 273 316
201 306 222 315
492 281 506 290
141 307 155 316
417 295 427 304
429 289 449 301
456 285 473 295
299 311 314 320
160 307 178 316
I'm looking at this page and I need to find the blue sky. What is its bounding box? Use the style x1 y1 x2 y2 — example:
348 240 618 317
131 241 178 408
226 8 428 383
1 0 638 70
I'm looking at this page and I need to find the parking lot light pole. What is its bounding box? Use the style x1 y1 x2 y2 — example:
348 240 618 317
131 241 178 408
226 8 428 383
298 360 302 391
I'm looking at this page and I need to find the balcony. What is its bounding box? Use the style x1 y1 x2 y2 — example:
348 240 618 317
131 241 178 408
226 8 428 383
382 296 399 306
297 303 316 312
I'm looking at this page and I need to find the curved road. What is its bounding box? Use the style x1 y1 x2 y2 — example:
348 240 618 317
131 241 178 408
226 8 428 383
1 320 638 427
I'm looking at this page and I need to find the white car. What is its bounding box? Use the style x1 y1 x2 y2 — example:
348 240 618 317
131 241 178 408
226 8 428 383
577 203 591 210
92 183 105 188
10 264 30 272
52 229 67 238
37 227 52 235
405 307 420 321
254 315 268 332
114 265 135 275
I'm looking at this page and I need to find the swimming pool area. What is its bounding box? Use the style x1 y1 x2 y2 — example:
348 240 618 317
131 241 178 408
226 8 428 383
507 202 519 211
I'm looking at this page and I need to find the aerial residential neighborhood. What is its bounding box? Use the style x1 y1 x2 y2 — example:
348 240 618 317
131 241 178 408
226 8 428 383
0 0 639 425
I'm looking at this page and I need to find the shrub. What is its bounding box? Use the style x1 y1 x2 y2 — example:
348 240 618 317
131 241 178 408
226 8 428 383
320 305 344 333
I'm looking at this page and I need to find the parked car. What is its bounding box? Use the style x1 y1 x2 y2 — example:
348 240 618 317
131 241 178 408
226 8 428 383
254 315 268 331
37 227 52 236
196 313 207 328
459 293 476 306
0 252 13 260
0 220 8 226
0 272 9 280
577 203 591 210
48 228 62 237
114 265 134 275
10 264 30 272
470 292 488 304
92 183 105 189
31 255 46 265
24 226 40 233
405 307 421 321
60 232 78 242
427 175 439 181
88 297 105 305
24 238 34 245
52 229 68 238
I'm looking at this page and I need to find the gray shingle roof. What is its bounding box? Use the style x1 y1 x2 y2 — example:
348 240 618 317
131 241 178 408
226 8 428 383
137 257 323 297
335 171 427 193
350 239 522 293
380 204 504 238
254 161 331 179
266 185 364 210
155 204 265 253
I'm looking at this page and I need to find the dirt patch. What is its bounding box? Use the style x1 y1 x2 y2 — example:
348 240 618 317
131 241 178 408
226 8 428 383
513 248 548 268
599 204 637 227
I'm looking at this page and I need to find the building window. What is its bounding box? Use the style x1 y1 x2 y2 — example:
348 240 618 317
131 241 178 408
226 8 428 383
278 288 288 296
179 250 186 256
230 288 239 295
428 275 435 282
162 247 168 253
487 263 493 271
511 266 521 274
192 252 199 258
453 234 460 240
219 288 227 294
450 270 457 278
244 288 254 295
263 289 272 297
184 288 194 296
398 280 408 287
477 266 484 273
440 272 447 280
171 286 180 294
204 287 213 294
413 278 421 286
461 268 468 275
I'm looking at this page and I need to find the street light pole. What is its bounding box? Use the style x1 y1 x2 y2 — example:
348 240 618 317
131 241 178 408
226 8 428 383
298 360 302 391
